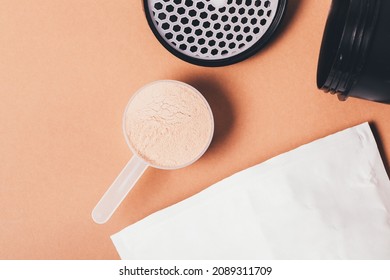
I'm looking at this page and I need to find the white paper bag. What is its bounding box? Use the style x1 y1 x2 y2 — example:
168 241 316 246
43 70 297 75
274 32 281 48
111 123 390 259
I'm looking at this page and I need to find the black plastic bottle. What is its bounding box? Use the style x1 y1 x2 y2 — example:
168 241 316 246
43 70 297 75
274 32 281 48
317 0 390 103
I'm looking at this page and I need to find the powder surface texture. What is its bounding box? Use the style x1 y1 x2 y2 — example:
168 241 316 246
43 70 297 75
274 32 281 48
125 81 213 168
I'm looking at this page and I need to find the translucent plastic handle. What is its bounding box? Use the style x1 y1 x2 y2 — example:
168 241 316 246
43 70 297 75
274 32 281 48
92 156 148 224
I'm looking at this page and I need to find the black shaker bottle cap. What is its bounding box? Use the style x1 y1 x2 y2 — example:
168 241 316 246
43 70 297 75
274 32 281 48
143 0 287 67
317 0 390 103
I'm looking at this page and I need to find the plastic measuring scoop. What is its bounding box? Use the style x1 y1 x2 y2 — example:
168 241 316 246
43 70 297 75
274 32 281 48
92 80 214 224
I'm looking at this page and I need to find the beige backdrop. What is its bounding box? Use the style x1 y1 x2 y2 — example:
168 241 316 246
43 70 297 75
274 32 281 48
1 0 389 259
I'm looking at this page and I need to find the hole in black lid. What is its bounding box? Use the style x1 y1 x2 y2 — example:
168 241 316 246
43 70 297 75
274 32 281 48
189 9 197 17
192 19 200 26
166 5 174 12
184 27 192 34
195 29 203 36
196 2 205 9
162 22 170 30
154 3 163 10
208 5 215 11
178 7 185 14
258 9 264 16
246 35 253 42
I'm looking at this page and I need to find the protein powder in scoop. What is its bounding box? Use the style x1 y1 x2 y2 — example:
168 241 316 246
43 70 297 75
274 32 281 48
92 80 214 224
124 80 214 168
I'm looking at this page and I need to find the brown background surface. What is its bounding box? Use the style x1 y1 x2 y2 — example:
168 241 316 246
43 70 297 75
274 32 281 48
1 0 389 259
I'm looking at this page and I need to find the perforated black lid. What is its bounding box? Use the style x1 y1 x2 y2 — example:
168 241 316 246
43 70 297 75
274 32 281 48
144 0 287 66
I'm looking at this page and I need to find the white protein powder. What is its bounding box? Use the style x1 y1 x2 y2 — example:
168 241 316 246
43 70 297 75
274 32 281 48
124 81 213 168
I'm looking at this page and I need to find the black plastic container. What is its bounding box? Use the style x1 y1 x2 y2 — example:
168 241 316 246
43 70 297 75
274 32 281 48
317 0 390 103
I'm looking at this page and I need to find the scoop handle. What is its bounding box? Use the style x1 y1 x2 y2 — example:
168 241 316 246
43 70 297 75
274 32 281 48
92 156 148 224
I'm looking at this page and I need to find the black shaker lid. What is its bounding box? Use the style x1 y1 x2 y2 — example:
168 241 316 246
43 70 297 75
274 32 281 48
143 0 287 67
317 0 381 99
